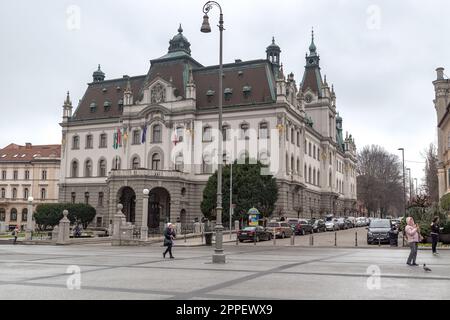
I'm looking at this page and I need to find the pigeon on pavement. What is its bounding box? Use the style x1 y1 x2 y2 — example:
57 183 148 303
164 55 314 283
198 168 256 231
423 264 432 272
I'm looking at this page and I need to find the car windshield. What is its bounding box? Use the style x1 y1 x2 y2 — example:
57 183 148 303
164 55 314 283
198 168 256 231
370 220 391 228
243 227 256 231
267 223 279 228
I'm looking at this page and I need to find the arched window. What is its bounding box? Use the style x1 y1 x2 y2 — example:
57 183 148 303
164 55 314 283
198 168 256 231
71 160 79 177
317 170 320 187
308 166 312 184
259 151 270 166
151 153 161 170
84 159 92 177
22 208 28 222
131 156 140 170
329 170 332 187
291 128 295 143
297 158 300 174
291 156 294 173
86 134 93 149
313 169 316 185
99 159 107 177
259 122 269 139
0 208 5 222
175 153 184 172
10 208 17 221
304 165 307 180
112 156 121 170
313 145 316 160
286 154 289 173
23 188 29 200
222 125 230 141
152 124 162 143
12 188 17 199
41 188 46 200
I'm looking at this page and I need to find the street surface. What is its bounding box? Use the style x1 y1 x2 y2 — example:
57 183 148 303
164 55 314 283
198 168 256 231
0 241 449 300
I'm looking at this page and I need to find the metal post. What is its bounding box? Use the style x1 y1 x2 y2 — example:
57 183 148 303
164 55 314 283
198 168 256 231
355 231 358 247
398 148 407 219
273 228 276 246
291 234 295 246
378 237 381 247
335 232 337 247
254 232 257 245
230 162 233 240
202 0 226 264
141 189 149 241
311 234 314 246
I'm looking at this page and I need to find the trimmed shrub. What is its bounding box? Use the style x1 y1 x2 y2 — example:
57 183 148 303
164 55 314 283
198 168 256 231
34 203 96 230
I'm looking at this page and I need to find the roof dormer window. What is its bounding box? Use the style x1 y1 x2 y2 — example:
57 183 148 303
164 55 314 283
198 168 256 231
243 86 252 99
206 90 215 103
224 88 233 101
104 101 111 112
90 102 97 113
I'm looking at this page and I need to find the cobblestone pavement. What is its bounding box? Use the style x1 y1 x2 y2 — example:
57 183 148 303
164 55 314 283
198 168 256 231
0 241 449 300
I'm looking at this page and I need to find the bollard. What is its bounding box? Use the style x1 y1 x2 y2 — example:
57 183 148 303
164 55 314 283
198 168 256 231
254 232 257 246
334 232 337 247
236 234 239 246
291 234 295 246
184 232 187 243
355 232 358 247
311 234 314 246
378 237 381 247
273 229 276 246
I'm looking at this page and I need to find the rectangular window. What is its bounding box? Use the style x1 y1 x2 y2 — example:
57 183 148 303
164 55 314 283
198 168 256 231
222 126 230 141
41 170 47 181
25 170 30 180
72 136 79 149
1 170 6 180
41 188 46 200
99 134 107 148
176 127 183 143
13 170 18 180
98 192 104 207
132 130 140 145
1 188 5 199
86 135 93 149
259 123 268 139
203 127 212 142
71 192 76 204
84 192 89 205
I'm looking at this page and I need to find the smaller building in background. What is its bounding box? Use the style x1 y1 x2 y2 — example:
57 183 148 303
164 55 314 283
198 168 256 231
0 143 61 231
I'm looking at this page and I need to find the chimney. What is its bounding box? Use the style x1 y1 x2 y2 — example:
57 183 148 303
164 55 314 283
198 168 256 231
25 143 32 149
235 59 242 63
436 67 445 80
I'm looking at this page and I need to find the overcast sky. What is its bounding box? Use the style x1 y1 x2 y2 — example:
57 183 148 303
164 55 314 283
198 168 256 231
1 0 448 185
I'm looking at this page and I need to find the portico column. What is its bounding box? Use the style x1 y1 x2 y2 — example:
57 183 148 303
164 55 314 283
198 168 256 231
141 189 149 241
25 196 34 241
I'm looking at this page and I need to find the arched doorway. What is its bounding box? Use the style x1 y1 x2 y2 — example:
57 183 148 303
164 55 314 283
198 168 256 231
119 187 136 223
148 187 171 230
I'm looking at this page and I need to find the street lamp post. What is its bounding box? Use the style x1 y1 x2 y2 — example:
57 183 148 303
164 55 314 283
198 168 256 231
398 148 406 218
414 178 418 196
141 189 149 241
25 196 34 241
201 1 226 264
406 168 412 203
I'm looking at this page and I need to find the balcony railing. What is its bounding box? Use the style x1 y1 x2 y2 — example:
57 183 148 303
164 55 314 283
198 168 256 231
109 169 188 179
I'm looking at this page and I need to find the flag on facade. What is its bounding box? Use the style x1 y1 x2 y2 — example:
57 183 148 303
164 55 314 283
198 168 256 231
141 125 147 144
117 128 122 147
123 127 128 149
113 132 118 149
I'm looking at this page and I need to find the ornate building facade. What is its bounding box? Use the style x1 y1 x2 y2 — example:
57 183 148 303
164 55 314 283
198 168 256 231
59 26 357 230
434 67 450 199
0 143 60 231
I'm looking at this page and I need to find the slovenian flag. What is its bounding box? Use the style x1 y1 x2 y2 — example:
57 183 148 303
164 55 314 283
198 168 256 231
141 125 147 144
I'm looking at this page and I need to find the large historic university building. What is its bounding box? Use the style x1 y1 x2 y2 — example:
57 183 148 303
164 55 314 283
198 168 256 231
434 67 450 199
59 26 357 230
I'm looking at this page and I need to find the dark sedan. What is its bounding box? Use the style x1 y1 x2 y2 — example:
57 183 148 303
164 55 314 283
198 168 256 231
290 219 314 235
367 219 393 244
311 219 326 233
238 226 272 242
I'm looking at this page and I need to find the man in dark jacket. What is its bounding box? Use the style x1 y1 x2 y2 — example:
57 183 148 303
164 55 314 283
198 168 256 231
431 217 440 255
163 223 176 259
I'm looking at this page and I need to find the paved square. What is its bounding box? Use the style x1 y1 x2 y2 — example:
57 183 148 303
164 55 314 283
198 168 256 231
0 243 449 300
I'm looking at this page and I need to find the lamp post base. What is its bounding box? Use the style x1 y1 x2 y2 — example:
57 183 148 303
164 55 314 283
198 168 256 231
25 230 32 241
140 226 148 241
212 253 226 264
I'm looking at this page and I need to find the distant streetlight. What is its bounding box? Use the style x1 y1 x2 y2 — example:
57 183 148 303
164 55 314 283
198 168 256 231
398 148 406 218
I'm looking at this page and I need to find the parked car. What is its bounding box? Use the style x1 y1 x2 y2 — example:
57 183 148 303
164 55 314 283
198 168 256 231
346 217 356 228
238 226 272 242
344 218 354 229
367 219 393 244
311 219 326 233
266 221 294 239
325 219 338 231
391 219 401 228
336 218 346 230
289 219 313 235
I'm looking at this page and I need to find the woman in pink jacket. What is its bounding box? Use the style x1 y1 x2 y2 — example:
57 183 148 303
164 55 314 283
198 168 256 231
405 217 420 266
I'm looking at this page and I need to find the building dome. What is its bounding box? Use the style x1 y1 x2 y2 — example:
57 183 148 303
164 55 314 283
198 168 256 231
93 64 105 82
168 24 191 55
266 37 281 53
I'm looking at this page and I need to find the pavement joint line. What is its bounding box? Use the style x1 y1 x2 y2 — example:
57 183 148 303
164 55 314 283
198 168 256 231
278 271 450 281
168 251 354 300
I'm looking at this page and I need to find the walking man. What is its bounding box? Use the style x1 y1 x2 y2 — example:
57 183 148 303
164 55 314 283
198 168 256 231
163 223 176 259
12 226 19 244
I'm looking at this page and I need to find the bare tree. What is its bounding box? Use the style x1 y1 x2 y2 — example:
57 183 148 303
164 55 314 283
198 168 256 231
422 143 439 203
357 145 404 217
